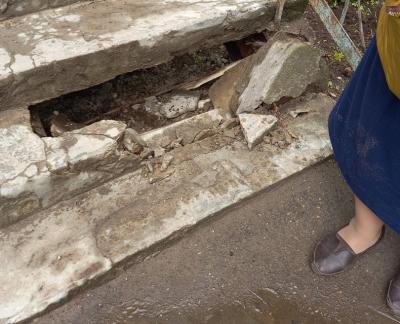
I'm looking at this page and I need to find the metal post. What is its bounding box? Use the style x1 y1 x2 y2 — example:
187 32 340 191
309 0 362 70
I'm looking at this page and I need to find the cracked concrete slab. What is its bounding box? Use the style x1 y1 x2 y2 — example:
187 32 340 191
0 119 137 228
0 93 334 323
0 0 307 111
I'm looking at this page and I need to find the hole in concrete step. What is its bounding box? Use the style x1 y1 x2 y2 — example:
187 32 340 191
225 32 268 60
28 44 240 137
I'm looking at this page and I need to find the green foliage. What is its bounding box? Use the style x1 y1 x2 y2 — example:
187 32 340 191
329 0 380 16
332 50 346 62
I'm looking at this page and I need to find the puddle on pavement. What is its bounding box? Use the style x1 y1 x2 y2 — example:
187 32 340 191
103 289 338 324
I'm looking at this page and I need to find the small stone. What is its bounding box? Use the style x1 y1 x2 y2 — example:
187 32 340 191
131 143 144 155
221 118 239 130
154 147 165 158
239 114 278 149
194 129 215 142
263 136 272 144
289 108 310 118
160 136 172 148
140 147 154 160
343 66 353 77
142 161 154 173
169 137 183 149
123 128 146 153
149 169 174 184
160 155 174 171
198 98 212 110
277 140 286 149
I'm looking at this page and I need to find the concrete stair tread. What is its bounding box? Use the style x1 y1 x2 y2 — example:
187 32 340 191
0 93 334 323
0 0 306 111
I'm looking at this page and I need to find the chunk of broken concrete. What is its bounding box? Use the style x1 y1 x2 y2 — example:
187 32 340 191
239 114 278 149
145 91 200 119
160 155 174 172
42 137 69 172
65 134 118 168
71 120 127 141
141 109 224 148
123 128 146 154
209 33 328 115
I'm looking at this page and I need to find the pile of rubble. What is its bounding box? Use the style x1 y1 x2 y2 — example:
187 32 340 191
120 31 328 157
0 28 329 228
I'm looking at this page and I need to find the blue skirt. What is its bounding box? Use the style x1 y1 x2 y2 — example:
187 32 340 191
329 37 400 234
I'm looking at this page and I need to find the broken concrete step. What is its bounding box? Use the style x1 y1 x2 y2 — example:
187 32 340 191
0 107 225 229
209 32 328 114
0 116 137 229
0 93 334 323
0 0 307 112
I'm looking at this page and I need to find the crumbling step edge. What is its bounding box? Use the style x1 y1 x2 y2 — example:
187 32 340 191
0 93 334 324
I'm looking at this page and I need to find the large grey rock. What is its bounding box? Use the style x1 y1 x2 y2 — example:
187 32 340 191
0 0 307 112
209 33 328 115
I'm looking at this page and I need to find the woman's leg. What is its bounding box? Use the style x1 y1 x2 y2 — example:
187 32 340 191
338 196 384 253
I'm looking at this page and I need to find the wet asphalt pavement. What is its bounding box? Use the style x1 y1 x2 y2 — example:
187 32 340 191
34 158 400 324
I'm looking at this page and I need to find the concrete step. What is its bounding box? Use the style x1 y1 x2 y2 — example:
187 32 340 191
0 0 82 22
0 0 307 112
0 93 334 323
0 107 226 229
35 159 400 324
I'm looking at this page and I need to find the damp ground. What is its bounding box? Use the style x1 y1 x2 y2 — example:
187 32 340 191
34 159 400 324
